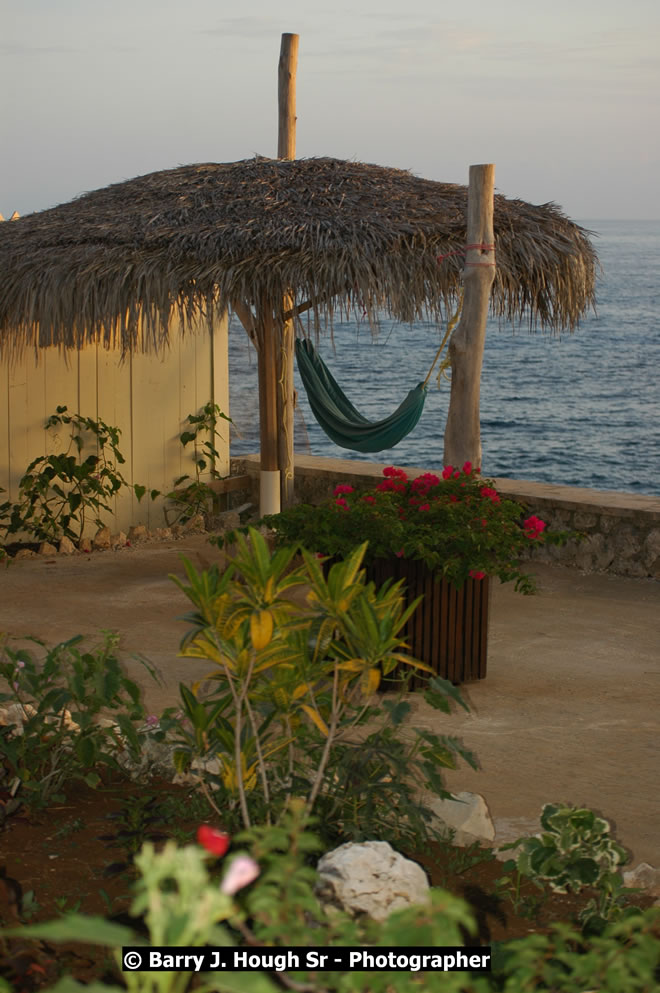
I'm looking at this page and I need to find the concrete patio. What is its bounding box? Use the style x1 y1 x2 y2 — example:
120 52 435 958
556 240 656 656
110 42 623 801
1 534 658 867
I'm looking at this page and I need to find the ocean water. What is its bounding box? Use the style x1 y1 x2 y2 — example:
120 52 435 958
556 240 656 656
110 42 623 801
228 220 660 497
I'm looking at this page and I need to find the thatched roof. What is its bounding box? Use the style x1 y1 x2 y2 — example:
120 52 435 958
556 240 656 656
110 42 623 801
0 156 598 355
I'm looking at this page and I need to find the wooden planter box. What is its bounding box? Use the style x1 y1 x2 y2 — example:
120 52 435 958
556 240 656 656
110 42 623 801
366 558 490 688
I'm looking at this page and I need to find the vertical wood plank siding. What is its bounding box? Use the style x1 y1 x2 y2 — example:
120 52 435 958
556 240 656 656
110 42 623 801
0 315 229 534
369 558 489 687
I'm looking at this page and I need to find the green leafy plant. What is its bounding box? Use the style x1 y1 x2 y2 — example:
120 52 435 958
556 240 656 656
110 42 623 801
165 529 476 845
0 406 145 544
152 401 232 526
261 463 573 593
499 802 636 934
3 800 659 993
0 631 153 807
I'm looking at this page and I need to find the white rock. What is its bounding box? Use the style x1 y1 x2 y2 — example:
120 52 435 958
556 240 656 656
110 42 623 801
426 791 495 847
183 513 206 533
14 548 38 560
0 702 38 734
78 537 93 552
111 531 128 548
59 536 76 555
39 541 58 556
128 524 148 542
92 526 112 550
152 527 173 541
0 703 79 735
623 862 660 897
315 841 430 922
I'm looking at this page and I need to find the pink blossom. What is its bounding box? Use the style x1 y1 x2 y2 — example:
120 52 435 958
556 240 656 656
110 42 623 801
333 484 354 496
220 855 260 895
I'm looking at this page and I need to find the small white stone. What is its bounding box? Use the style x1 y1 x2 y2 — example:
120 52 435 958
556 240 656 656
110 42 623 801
92 526 112 550
128 524 148 542
623 862 660 897
426 791 495 847
59 536 76 555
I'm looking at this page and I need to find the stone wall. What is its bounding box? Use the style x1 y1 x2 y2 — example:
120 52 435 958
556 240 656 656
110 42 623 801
231 454 660 580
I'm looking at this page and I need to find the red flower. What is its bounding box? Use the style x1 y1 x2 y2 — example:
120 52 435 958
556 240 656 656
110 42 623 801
333 484 354 496
383 466 408 481
362 495 376 505
197 825 230 856
523 515 546 539
442 466 454 480
480 486 501 504
395 548 405 558
469 569 486 580
335 497 349 510
462 461 473 475
418 504 430 512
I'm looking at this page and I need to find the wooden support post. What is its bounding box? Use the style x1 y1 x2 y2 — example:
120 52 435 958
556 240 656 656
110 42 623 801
443 164 496 470
257 304 281 514
276 32 299 508
278 33 298 159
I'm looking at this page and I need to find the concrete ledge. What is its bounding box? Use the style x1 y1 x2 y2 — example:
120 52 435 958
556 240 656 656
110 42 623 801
231 454 660 580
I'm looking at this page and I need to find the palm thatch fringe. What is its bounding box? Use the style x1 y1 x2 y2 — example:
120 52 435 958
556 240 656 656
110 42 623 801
0 157 598 358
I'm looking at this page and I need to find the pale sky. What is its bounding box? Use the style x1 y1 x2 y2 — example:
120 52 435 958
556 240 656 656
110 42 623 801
2 0 659 220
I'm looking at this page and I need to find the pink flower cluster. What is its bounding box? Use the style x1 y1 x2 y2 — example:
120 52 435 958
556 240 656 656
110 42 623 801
334 483 354 510
523 515 547 540
480 486 501 504
442 461 477 481
377 466 409 493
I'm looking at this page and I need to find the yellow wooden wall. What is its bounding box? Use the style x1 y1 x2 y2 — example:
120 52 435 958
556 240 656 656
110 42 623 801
0 314 229 535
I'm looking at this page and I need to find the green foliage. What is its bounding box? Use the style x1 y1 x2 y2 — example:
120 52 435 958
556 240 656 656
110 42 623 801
161 402 232 525
261 464 573 593
499 802 636 935
0 406 142 544
487 909 660 992
0 631 152 807
165 529 475 845
4 797 658 993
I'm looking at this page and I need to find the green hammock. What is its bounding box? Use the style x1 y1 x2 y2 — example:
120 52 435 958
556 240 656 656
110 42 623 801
295 338 427 453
